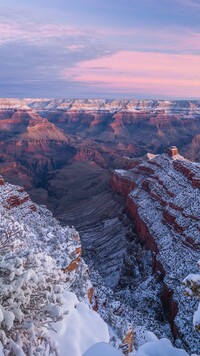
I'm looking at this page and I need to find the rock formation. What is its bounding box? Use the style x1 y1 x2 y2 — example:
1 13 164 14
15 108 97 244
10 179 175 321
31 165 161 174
1 99 200 353
1 98 200 213
24 98 200 162
0 175 136 353
111 146 200 353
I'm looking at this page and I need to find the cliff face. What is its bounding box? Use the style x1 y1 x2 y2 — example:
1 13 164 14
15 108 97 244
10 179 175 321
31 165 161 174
0 175 119 356
24 98 200 162
0 176 137 353
111 147 200 353
1 98 200 163
110 170 136 196
0 106 78 189
1 98 200 210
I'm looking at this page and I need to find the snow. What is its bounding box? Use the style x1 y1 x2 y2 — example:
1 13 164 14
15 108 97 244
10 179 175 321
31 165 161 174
183 274 200 285
135 337 189 356
0 177 108 354
0 307 4 323
3 310 15 330
117 152 200 352
0 174 199 355
22 98 200 115
0 342 4 356
83 342 123 356
82 338 193 356
50 291 109 356
193 304 200 330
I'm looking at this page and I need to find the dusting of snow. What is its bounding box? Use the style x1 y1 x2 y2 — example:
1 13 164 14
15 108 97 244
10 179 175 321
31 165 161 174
1 98 200 116
113 151 200 353
0 176 109 355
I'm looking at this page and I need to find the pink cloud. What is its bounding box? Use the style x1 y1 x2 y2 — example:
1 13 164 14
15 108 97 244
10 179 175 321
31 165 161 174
65 51 200 97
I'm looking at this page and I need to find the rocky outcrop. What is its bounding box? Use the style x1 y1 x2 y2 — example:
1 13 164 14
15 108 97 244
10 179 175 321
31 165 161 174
111 147 200 353
173 160 200 189
0 176 5 185
0 175 138 354
2 98 200 162
110 170 136 196
0 178 37 213
1 98 200 210
23 98 200 162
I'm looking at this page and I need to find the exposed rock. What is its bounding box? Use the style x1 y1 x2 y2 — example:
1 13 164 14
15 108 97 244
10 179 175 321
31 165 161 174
23 98 200 162
0 176 5 185
121 329 134 354
166 146 179 157
0 175 140 353
110 170 136 196
111 149 200 353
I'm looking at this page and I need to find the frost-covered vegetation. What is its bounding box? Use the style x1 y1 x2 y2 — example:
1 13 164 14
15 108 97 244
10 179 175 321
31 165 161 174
183 260 200 333
0 175 199 355
0 213 66 354
0 192 109 355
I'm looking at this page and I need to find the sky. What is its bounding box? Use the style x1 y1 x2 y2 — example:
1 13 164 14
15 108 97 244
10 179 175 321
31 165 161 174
0 0 200 99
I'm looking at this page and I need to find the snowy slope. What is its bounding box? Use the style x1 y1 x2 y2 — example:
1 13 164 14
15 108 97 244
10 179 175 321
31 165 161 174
0 174 198 356
0 176 109 355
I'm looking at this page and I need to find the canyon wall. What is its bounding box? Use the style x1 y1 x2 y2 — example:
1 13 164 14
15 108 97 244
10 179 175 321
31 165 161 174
111 147 200 353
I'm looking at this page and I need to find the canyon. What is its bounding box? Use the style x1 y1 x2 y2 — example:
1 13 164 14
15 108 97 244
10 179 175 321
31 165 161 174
0 99 200 354
1 98 200 227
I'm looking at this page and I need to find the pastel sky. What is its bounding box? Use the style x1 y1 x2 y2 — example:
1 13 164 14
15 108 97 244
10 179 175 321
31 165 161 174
0 0 200 99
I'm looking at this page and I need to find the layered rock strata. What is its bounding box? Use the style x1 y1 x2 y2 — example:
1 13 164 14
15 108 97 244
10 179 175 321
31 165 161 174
111 147 200 353
0 176 136 353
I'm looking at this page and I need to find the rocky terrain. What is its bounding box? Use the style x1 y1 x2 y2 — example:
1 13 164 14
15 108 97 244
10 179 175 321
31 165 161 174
0 175 146 354
0 174 193 355
111 146 200 353
25 98 200 162
0 99 200 354
0 98 200 228
0 174 174 355
0 175 90 298
0 174 107 355
0 175 129 354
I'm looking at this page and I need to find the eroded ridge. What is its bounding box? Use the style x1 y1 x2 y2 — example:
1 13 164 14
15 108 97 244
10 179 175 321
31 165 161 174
111 147 200 353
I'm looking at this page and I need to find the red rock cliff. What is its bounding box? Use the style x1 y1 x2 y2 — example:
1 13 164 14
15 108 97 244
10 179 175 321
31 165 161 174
111 148 200 347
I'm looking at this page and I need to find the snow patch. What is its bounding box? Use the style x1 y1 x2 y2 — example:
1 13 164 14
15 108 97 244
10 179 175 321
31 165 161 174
50 291 109 356
83 342 123 356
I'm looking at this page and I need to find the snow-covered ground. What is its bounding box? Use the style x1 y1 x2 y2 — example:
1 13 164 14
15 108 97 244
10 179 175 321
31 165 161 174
0 177 110 355
0 175 199 355
50 291 109 356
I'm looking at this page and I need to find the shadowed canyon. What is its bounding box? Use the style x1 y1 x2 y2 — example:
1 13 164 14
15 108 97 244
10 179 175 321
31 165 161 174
0 98 200 353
